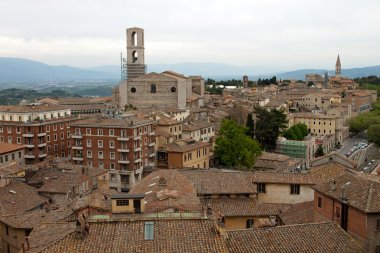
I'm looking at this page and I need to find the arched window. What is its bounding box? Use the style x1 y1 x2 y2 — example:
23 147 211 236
151 84 156 93
132 51 138 63
131 31 137 46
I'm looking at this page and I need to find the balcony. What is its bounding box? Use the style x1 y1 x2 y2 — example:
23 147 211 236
149 152 156 158
72 156 84 161
38 153 47 158
148 142 155 147
133 136 141 141
72 145 83 150
117 148 130 153
24 144 35 148
117 136 129 141
25 153 36 159
134 158 142 163
23 133 34 138
71 133 83 139
134 146 141 152
37 132 46 137
118 159 130 164
149 131 155 136
37 143 47 148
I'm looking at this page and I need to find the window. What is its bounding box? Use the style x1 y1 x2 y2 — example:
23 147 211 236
7 136 12 143
98 140 103 148
246 219 254 228
336 206 341 218
98 151 103 159
257 183 266 193
116 199 129 206
60 123 64 129
54 134 57 141
87 139 92 147
53 124 57 131
67 131 70 138
109 129 114 136
98 129 103 135
17 137 21 144
110 152 115 159
7 127 11 133
150 84 156 93
290 184 300 195
109 141 115 148
99 162 104 169
87 151 92 158
86 128 91 135
60 133 64 140
110 163 115 170
317 196 322 208
46 125 50 132
67 141 71 147
16 127 21 133
5 224 9 236
144 221 154 240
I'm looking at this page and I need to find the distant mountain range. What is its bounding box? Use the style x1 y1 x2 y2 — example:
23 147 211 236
1 57 380 83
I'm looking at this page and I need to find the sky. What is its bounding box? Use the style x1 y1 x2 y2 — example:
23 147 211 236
1 0 380 72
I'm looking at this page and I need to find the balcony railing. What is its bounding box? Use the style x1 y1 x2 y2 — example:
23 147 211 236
117 136 129 141
22 133 34 138
71 133 83 139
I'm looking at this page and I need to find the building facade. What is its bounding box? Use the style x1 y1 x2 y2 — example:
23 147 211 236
70 116 156 191
0 104 73 164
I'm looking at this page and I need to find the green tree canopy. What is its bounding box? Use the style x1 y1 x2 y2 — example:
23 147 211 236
246 113 255 138
282 123 308 141
215 119 261 169
367 124 380 146
254 107 288 151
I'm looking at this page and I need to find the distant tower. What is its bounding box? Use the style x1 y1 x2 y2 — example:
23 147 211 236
242 75 249 88
335 54 341 78
126 27 146 79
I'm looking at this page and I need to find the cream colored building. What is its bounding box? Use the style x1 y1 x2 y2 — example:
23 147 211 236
300 93 341 112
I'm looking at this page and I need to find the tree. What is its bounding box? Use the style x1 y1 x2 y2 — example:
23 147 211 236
255 107 288 151
367 124 380 146
315 144 324 157
215 120 261 169
246 113 255 138
282 123 308 140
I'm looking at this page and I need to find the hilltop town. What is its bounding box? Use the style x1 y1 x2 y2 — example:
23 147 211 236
0 27 379 253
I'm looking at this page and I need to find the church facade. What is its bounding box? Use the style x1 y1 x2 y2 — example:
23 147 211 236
116 27 204 109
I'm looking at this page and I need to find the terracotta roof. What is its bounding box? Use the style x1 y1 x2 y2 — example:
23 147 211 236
182 121 214 132
0 181 48 216
163 139 210 153
309 162 348 183
35 219 225 253
180 169 257 195
162 71 189 79
74 187 117 212
157 116 179 126
313 172 380 213
71 116 154 128
0 142 24 154
225 222 364 253
129 170 202 213
252 171 316 185
279 201 329 225
28 222 77 253
0 164 28 177
202 198 290 217
0 207 74 229
0 104 70 113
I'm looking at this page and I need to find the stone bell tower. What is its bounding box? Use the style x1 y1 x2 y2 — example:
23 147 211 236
126 27 146 79
335 54 341 79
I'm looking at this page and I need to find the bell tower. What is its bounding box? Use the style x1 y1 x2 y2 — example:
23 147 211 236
126 27 146 79
335 54 341 78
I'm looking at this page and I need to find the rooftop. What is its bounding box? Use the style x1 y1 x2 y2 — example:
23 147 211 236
0 104 70 113
279 201 329 225
225 222 364 253
0 142 24 154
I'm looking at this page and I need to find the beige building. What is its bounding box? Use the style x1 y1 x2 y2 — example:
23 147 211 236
182 120 215 142
300 93 341 112
289 113 348 144
0 142 24 169
252 172 315 204
157 139 210 169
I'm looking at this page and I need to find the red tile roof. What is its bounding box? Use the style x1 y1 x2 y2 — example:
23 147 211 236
279 201 329 225
0 142 24 154
225 222 364 253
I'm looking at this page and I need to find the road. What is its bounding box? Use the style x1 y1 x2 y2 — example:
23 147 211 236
338 135 361 156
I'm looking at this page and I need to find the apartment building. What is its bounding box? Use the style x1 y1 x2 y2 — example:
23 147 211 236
70 116 156 191
344 90 374 116
0 142 24 168
0 104 73 164
182 120 215 142
300 93 341 112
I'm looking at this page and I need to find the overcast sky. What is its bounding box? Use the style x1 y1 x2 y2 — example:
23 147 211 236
1 0 379 72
